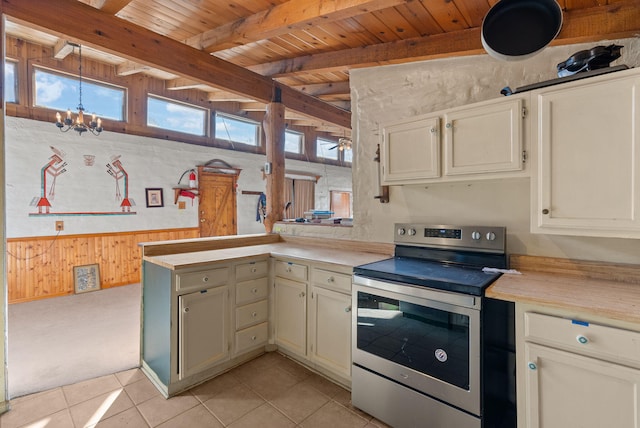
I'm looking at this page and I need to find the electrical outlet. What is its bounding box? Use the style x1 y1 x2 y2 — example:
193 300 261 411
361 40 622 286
55 221 64 231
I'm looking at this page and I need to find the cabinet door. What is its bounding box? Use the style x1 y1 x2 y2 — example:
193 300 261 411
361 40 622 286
524 342 640 428
380 114 440 184
444 97 524 176
274 277 307 356
178 286 229 379
532 71 640 237
309 286 352 379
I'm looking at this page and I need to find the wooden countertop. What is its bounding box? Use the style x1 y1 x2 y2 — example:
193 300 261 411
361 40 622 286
143 241 392 270
486 255 640 324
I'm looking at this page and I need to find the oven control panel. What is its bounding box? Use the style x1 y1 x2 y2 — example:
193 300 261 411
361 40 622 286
395 224 505 253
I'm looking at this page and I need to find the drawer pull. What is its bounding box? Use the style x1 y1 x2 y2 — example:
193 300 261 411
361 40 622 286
251 288 258 294
251 335 257 341
251 267 257 273
202 276 209 282
251 311 258 318
528 362 537 370
576 335 589 344
286 267 292 272
327 276 335 283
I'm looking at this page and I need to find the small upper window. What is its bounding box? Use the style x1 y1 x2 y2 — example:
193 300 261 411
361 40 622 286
343 147 353 164
147 95 207 136
316 138 339 160
215 113 260 146
5 61 17 103
285 130 303 154
34 67 125 121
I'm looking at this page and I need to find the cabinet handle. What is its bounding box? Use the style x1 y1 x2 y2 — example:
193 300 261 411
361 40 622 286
345 306 352 313
184 307 190 313
251 335 257 341
299 291 306 298
251 288 258 294
430 127 436 133
327 276 335 283
251 311 258 318
202 276 209 282
576 335 589 344
446 123 452 129
286 267 292 272
251 267 257 273
542 209 549 215
528 362 537 370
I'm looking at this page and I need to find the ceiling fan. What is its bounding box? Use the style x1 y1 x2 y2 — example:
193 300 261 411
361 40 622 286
329 137 352 151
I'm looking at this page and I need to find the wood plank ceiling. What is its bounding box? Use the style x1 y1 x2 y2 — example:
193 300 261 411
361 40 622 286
3 0 640 137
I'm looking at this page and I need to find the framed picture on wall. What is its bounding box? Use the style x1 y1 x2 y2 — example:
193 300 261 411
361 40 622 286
74 264 101 294
145 188 164 208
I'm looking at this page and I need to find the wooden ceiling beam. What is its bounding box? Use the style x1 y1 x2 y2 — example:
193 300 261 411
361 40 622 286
292 81 351 96
166 77 210 91
207 91 255 102
116 60 153 76
250 3 640 77
185 0 409 52
3 0 350 128
87 0 133 15
52 39 74 59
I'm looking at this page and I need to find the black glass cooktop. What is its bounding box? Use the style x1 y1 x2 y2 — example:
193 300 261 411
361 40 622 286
353 256 502 296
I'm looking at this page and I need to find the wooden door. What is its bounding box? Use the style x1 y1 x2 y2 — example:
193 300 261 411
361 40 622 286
198 171 237 237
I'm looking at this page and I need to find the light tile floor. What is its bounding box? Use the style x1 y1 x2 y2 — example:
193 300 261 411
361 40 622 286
0 352 390 428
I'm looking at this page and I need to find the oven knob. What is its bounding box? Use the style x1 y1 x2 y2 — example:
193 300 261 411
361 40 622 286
486 232 496 241
397 227 406 236
471 231 481 240
408 228 416 236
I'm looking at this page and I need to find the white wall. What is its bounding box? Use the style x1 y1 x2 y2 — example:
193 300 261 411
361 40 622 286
5 117 352 238
344 38 640 264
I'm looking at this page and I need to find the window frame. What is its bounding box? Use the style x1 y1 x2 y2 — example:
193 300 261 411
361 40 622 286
316 137 339 160
147 94 209 137
214 112 261 147
33 66 127 122
285 130 304 154
5 59 17 104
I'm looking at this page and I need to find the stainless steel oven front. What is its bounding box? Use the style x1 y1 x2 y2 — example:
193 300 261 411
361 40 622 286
353 276 482 419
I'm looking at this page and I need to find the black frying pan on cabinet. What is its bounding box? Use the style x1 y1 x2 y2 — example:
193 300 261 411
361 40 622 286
481 0 563 61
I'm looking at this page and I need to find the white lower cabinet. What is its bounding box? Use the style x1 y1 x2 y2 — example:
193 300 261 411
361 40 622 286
524 342 640 428
517 305 640 428
178 286 229 379
274 276 307 356
309 285 352 379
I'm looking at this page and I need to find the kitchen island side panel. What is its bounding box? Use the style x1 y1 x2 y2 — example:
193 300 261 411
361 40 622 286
142 261 172 385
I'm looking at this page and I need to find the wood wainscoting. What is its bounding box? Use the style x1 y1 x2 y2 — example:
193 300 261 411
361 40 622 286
7 228 199 304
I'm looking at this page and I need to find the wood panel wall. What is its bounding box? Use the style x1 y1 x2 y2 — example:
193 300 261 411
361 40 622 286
6 228 199 304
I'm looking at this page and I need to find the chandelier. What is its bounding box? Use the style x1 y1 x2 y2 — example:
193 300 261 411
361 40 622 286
337 137 352 151
54 43 103 136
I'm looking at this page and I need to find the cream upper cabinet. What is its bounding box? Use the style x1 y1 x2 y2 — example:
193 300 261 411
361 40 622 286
380 113 440 184
380 95 527 185
444 97 525 176
531 67 640 238
516 305 640 428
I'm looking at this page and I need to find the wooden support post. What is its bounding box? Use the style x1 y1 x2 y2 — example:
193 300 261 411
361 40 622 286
263 91 286 233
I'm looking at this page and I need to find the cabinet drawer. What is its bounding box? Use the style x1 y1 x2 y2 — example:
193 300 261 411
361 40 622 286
524 312 640 366
235 322 268 354
312 268 351 293
236 300 269 330
236 277 269 305
176 267 228 292
235 260 268 282
274 260 308 282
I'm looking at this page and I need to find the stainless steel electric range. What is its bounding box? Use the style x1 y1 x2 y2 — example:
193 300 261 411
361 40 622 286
352 224 516 428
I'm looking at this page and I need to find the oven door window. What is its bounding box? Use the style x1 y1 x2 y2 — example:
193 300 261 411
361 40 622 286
357 291 470 390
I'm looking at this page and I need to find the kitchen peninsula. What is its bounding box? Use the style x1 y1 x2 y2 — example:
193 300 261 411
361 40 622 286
139 233 392 398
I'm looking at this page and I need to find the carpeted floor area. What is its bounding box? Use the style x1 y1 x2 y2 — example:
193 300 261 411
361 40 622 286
7 283 141 399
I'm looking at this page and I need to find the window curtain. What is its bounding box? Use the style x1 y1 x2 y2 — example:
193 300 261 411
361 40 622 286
284 178 315 219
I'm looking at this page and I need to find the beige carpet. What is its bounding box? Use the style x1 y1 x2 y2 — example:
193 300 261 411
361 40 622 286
7 283 141 398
